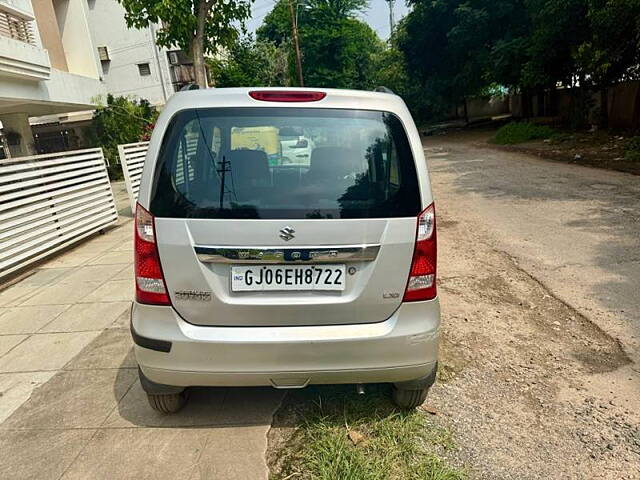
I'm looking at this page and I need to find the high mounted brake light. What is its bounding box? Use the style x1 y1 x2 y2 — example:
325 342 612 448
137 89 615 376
403 203 437 302
134 203 170 305
249 91 327 102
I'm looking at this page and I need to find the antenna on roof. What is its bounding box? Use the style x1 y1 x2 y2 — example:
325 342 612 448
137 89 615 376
373 86 395 94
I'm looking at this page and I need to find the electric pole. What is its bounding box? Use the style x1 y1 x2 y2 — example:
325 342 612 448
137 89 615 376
288 0 304 87
217 156 231 210
386 0 395 35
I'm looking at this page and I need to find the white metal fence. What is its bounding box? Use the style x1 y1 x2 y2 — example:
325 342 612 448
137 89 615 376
118 141 148 213
118 138 197 211
0 148 118 279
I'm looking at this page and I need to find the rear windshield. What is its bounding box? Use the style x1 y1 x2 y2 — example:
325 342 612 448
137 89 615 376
150 108 420 219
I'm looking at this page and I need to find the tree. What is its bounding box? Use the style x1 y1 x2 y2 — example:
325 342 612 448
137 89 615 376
256 1 292 46
88 95 158 179
574 0 640 126
399 0 588 120
208 36 290 87
399 0 481 122
117 0 253 88
372 30 444 122
398 0 640 126
258 0 383 89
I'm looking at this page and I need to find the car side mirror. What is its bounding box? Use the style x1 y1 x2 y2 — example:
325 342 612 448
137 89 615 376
293 139 308 148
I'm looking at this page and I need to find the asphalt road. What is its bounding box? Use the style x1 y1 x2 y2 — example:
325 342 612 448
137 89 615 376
426 130 640 362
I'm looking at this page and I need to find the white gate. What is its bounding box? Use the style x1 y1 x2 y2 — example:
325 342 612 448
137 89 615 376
118 138 198 211
117 141 148 213
0 148 118 279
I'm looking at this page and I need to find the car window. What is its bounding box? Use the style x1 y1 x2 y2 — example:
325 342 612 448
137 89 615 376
150 108 420 219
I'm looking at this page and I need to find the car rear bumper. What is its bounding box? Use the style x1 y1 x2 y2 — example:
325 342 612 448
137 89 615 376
131 299 440 388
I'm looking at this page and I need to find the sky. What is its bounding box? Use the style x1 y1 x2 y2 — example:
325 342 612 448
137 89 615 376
245 0 411 40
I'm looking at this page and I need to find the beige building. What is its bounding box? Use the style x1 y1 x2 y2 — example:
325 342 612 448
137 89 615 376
0 0 103 157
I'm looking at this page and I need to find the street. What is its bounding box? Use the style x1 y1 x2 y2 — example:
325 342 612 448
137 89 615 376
426 130 640 479
0 132 639 479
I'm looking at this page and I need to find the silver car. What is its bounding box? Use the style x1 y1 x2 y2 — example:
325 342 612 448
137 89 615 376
132 88 439 413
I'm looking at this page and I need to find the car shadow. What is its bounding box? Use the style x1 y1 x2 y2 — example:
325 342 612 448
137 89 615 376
111 349 398 430
112 352 285 429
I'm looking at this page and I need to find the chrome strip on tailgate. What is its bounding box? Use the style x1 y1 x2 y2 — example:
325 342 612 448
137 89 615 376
194 244 380 264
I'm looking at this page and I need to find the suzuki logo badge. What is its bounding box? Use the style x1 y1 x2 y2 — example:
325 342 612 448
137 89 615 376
279 226 295 241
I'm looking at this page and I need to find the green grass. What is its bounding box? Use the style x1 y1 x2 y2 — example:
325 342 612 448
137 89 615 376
493 122 555 145
625 136 640 161
271 386 465 480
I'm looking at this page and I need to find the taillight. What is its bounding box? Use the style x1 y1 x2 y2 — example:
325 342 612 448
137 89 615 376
403 203 437 302
134 203 170 305
249 90 326 102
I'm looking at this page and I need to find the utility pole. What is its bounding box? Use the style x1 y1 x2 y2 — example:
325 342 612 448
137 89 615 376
149 22 168 102
288 0 304 87
217 156 231 210
386 0 395 35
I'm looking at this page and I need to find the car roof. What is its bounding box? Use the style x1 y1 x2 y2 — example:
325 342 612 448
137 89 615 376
161 87 407 115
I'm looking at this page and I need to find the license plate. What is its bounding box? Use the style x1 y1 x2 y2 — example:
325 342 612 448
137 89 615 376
231 265 346 291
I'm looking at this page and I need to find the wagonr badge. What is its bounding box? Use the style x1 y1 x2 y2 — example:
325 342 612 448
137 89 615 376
174 290 212 301
279 226 295 241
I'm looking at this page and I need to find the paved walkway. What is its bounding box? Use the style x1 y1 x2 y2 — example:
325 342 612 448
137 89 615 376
0 183 283 479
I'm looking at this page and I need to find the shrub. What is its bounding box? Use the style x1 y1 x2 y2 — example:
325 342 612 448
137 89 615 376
549 132 574 144
624 136 640 161
493 122 555 145
87 94 158 180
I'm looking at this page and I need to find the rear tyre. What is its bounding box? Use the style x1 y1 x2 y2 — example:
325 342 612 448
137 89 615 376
146 391 187 414
391 385 430 409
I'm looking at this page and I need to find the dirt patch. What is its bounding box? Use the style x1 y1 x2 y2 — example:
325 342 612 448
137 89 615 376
427 203 640 479
488 131 640 176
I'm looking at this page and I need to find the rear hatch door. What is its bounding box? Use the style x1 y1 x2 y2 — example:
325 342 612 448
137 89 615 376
150 105 421 327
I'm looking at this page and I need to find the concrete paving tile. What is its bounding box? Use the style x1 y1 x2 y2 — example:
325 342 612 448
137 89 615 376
40 302 130 333
16 268 73 287
22 281 101 306
103 382 227 428
0 305 69 334
214 387 285 426
87 251 133 266
81 280 133 303
1 368 137 430
110 307 131 329
0 428 96 480
191 426 272 480
0 286 39 307
82 234 122 248
112 242 133 252
39 251 100 269
0 335 27 358
0 331 101 372
56 264 125 285
60 428 209 480
0 371 56 423
64 329 136 370
111 264 134 281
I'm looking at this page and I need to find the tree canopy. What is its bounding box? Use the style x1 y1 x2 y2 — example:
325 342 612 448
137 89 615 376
397 0 640 123
256 0 383 89
209 36 290 87
88 95 158 179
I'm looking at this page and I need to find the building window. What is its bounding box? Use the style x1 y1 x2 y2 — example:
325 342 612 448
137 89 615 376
97 46 110 61
137 63 151 76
